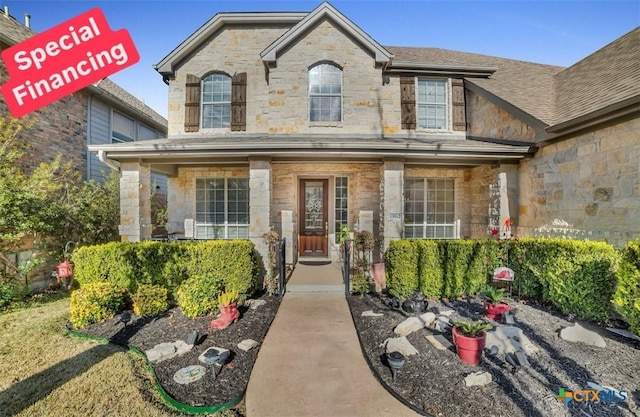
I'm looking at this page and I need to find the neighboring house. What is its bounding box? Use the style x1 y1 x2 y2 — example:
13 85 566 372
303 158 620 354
0 9 168 283
89 2 639 268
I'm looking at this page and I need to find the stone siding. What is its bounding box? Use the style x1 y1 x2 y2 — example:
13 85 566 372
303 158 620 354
467 90 537 141
518 118 639 247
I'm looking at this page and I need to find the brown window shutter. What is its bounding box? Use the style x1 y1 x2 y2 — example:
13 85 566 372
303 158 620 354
400 76 416 130
184 74 201 132
231 72 247 132
451 78 466 131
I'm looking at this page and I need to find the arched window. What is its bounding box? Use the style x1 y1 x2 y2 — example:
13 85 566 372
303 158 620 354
201 73 231 128
308 63 342 122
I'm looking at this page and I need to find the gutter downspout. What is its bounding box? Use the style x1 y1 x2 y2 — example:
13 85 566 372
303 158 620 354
98 150 120 173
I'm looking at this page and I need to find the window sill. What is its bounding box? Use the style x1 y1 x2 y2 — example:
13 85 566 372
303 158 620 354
309 122 343 128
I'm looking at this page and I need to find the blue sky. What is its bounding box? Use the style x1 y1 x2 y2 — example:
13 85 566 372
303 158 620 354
3 0 638 119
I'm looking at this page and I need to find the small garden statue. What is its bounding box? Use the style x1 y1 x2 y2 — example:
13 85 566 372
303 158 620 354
211 289 240 330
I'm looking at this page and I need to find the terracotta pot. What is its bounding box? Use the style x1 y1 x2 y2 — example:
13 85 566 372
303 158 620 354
452 326 486 365
484 301 510 321
211 302 240 330
371 262 386 291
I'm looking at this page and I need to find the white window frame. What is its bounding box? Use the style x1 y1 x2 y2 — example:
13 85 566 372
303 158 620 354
334 177 348 243
201 73 231 129
195 178 249 239
416 78 449 130
308 63 342 122
404 178 457 239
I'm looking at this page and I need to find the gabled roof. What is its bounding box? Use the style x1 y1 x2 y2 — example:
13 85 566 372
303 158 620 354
550 27 640 131
387 46 563 127
0 9 166 130
154 11 307 77
260 2 393 65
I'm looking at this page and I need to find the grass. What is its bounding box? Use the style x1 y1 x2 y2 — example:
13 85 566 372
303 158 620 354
0 296 242 417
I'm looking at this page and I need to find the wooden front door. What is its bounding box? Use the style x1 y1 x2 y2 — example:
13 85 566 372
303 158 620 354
299 179 328 257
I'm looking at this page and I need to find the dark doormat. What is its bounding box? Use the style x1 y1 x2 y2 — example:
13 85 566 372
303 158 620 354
299 260 332 266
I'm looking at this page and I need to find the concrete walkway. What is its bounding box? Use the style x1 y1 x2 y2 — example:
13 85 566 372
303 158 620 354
245 263 418 417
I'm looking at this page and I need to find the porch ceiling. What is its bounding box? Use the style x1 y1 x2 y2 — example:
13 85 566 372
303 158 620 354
88 134 535 175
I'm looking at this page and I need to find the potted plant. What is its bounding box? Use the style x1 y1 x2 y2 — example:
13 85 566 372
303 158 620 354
211 289 240 330
452 319 492 365
480 286 510 321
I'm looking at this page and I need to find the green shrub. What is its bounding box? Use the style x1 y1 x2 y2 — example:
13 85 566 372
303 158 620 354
351 272 370 295
69 282 125 328
0 281 29 309
417 240 442 298
386 240 420 299
72 242 138 292
175 275 223 319
132 284 169 318
440 240 476 298
613 239 640 335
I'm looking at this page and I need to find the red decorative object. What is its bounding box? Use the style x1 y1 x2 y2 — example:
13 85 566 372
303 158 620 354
371 262 386 290
484 301 510 321
56 260 73 279
452 326 486 366
211 303 240 330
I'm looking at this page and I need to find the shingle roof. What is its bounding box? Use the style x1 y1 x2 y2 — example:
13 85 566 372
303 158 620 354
553 27 640 124
386 46 563 125
0 11 166 129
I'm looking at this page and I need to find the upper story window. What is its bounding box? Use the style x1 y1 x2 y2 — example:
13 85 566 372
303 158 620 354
417 79 448 130
137 123 158 140
309 63 342 122
201 73 231 129
112 110 135 143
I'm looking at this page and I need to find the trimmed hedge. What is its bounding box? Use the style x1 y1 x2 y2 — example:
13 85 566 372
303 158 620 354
69 282 126 329
133 284 169 318
612 239 640 334
387 238 620 323
71 240 261 320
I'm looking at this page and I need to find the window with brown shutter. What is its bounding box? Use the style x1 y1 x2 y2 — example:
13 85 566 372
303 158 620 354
184 74 201 132
231 72 247 131
400 76 416 130
451 78 466 131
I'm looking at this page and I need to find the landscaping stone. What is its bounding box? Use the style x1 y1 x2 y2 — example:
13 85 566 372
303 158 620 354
504 313 515 324
606 327 640 342
361 310 383 317
560 323 606 347
174 340 193 356
505 352 519 368
439 309 455 317
486 345 499 356
244 299 267 310
393 312 435 337
146 341 192 363
173 365 207 385
382 336 419 356
238 339 259 352
485 326 538 355
425 334 453 351
465 371 492 387
514 350 530 367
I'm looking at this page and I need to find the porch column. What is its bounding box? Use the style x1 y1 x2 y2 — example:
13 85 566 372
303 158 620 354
249 157 272 268
119 161 152 242
380 160 404 253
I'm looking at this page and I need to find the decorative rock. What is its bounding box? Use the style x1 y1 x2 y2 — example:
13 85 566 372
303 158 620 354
464 371 492 387
486 345 499 356
382 336 419 356
174 340 193 356
425 334 453 351
560 323 606 348
361 310 383 317
244 299 267 310
186 330 199 346
199 346 230 364
429 306 440 315
505 353 519 368
238 339 259 352
146 342 177 363
504 313 515 325
394 316 423 337
173 365 206 385
514 350 530 367
606 327 640 342
485 326 538 355
439 309 455 317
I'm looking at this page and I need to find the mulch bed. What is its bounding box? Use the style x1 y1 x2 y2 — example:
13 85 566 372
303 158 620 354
348 292 640 417
74 293 280 409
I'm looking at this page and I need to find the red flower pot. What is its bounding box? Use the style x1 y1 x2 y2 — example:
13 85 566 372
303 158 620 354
484 301 510 321
452 326 486 365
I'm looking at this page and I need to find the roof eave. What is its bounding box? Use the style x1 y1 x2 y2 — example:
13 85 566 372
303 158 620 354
154 12 307 78
546 95 640 136
386 62 497 78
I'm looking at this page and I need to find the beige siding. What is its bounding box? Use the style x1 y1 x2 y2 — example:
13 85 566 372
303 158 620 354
466 90 537 141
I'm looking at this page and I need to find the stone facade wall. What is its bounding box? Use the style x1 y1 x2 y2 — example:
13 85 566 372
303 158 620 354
466 90 537 141
518 118 640 247
272 162 381 260
119 162 152 242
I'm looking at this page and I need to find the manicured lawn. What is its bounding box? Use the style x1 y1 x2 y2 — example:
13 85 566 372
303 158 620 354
0 297 239 417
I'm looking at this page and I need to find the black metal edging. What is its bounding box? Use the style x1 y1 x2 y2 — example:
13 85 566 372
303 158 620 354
344 299 434 417
278 238 286 298
342 240 352 297
65 327 243 415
